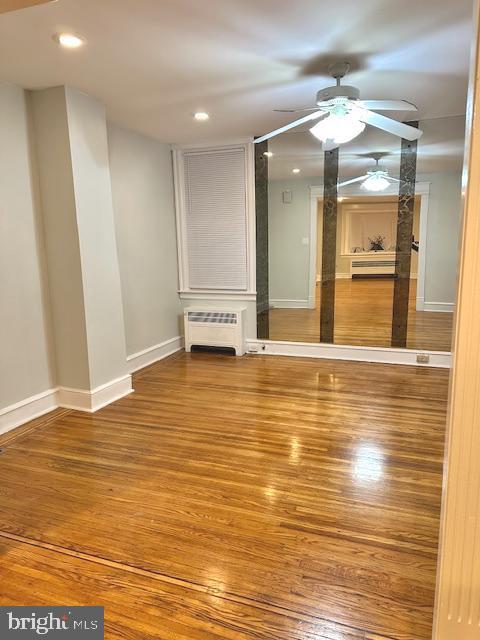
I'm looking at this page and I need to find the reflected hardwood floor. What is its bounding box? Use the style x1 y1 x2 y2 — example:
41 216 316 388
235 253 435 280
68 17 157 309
269 279 453 351
0 352 448 640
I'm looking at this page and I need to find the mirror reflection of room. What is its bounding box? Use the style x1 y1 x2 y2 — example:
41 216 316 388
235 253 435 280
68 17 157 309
265 114 464 352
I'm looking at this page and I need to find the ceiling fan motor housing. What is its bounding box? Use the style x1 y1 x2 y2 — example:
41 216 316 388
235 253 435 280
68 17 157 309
316 85 360 104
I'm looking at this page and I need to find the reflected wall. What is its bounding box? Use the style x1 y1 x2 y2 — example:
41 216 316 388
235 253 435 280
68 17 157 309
257 116 464 352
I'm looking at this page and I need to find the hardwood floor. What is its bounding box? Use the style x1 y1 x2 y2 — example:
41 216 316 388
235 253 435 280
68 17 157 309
269 279 453 351
0 351 449 640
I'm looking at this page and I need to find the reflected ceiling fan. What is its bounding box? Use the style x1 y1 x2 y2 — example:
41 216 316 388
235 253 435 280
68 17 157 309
0 0 55 14
338 153 400 192
254 62 423 149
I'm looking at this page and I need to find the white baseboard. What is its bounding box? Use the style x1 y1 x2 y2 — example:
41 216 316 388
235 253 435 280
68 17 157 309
247 339 452 368
127 336 184 373
0 373 135 437
0 388 58 436
416 296 425 311
270 299 311 309
0 339 184 436
417 297 454 313
58 374 133 412
423 301 455 313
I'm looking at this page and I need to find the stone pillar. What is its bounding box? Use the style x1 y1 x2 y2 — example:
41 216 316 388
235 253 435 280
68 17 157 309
320 148 339 343
391 124 418 348
255 140 270 339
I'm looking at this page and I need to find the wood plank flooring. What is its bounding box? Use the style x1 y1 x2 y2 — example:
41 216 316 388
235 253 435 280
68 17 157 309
269 280 453 351
0 352 449 639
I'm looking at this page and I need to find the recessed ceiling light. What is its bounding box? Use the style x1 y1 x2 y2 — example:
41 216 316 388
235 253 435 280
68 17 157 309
292 168 300 174
263 151 274 158
53 33 85 48
194 112 210 121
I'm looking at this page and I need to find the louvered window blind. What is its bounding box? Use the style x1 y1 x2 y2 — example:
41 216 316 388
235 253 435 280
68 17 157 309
183 147 248 290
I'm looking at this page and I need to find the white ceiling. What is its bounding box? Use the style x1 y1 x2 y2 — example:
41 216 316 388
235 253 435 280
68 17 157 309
0 0 473 150
268 115 467 180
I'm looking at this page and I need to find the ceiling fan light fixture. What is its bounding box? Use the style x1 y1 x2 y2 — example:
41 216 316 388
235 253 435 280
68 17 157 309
53 33 85 48
194 111 210 121
309 112 365 145
361 173 391 192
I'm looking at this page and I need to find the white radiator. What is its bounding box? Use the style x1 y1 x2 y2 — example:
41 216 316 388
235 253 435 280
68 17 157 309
184 306 247 356
350 258 396 276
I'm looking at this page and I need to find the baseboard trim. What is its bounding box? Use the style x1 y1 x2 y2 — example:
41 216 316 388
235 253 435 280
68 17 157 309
270 299 310 309
58 375 133 413
247 339 452 368
127 336 184 373
423 301 455 313
0 373 135 436
416 296 425 311
0 388 58 436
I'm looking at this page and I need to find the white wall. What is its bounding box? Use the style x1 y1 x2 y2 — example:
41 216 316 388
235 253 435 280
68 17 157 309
268 177 313 303
31 86 129 391
0 84 55 409
419 172 462 305
65 88 129 388
108 123 182 357
30 86 91 390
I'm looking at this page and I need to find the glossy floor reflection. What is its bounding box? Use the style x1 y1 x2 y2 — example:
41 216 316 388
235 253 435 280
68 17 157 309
269 280 453 351
0 352 448 639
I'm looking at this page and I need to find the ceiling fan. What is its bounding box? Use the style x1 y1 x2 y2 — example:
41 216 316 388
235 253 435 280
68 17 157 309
254 62 423 149
0 0 55 14
338 153 400 192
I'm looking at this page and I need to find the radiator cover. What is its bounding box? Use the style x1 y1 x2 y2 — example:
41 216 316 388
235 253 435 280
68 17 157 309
184 307 247 356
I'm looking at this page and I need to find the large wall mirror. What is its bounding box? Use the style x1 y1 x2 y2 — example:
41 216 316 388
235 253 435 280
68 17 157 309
256 114 465 353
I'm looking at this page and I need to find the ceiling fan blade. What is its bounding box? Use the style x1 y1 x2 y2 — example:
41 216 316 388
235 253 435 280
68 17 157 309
353 108 423 141
387 176 401 183
254 111 326 144
274 108 319 113
338 175 369 188
0 0 55 13
358 100 418 111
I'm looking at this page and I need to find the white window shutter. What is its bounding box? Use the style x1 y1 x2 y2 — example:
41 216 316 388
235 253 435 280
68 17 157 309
183 147 248 290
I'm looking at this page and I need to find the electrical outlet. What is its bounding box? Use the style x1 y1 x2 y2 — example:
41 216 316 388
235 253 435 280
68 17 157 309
417 353 430 364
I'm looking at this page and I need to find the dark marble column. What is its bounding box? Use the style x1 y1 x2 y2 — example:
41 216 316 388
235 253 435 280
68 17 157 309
255 141 270 339
320 148 339 343
391 123 419 348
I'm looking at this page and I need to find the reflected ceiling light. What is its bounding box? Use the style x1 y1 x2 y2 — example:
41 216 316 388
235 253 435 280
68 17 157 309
194 111 209 121
292 168 300 174
263 151 274 158
353 444 384 483
310 110 365 145
53 33 85 48
361 173 391 192
338 156 400 192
